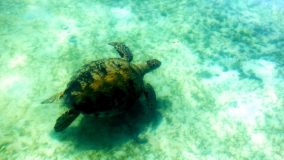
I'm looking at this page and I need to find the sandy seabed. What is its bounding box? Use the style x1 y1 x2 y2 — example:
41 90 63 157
0 0 284 159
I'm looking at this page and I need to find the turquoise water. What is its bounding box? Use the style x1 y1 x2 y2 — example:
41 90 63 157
1 0 284 159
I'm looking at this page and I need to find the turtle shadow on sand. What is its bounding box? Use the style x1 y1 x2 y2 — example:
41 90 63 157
50 98 167 150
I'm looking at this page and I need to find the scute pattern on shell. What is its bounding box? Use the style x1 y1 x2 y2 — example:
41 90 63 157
62 58 144 115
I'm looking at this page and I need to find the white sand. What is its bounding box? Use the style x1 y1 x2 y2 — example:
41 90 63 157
0 0 284 159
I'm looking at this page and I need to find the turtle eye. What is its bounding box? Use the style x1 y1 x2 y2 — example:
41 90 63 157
147 59 161 69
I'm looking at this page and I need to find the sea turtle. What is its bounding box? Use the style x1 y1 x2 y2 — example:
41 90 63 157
42 42 161 132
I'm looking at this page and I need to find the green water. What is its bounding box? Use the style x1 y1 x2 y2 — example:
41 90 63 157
0 0 284 159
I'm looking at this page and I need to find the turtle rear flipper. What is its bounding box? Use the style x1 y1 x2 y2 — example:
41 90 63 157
143 83 156 110
41 92 64 104
54 109 80 132
109 42 133 62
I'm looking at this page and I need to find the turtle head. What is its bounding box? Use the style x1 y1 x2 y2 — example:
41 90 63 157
139 59 161 75
147 59 161 71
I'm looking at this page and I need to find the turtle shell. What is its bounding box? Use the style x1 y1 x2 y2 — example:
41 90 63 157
62 58 144 115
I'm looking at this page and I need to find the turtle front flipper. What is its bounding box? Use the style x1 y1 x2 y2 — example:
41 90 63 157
54 109 80 132
108 42 133 62
143 83 157 110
